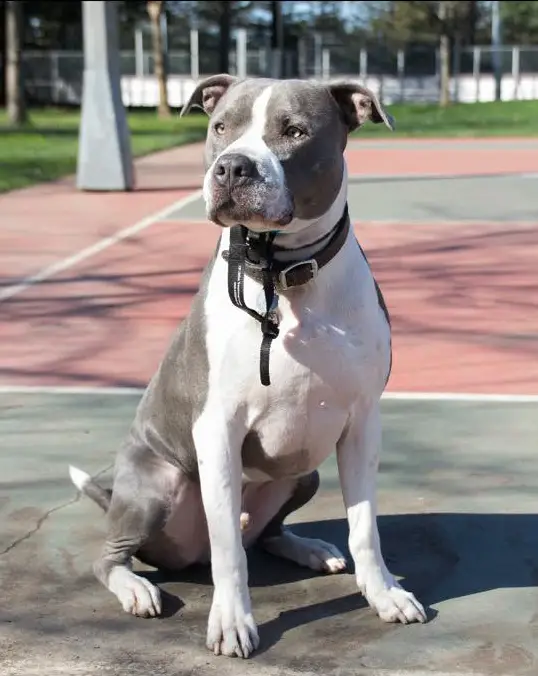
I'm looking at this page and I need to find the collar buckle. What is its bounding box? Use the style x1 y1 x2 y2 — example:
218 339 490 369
278 259 319 291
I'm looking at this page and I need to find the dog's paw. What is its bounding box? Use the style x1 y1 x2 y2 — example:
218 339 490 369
108 567 162 618
262 531 347 574
365 583 426 624
295 536 348 574
206 589 259 658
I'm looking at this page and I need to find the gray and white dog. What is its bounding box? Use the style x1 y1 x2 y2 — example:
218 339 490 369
70 74 426 659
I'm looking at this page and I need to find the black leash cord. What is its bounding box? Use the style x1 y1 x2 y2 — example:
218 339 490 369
227 226 280 386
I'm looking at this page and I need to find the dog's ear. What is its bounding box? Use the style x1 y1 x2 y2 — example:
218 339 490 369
180 74 239 117
328 81 395 132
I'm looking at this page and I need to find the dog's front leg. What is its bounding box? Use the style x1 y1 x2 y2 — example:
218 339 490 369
337 400 427 624
194 417 258 658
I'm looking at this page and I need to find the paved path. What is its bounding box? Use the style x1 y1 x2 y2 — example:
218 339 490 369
2 137 538 675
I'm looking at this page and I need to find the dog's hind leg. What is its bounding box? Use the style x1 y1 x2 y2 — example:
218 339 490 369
92 441 178 618
257 471 347 574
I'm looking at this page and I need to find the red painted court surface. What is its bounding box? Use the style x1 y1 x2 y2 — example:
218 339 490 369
1 138 538 394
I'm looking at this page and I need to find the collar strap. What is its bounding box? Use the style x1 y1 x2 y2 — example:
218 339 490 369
223 204 349 387
222 204 350 292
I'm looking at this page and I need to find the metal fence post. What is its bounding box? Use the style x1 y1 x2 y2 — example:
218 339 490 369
190 28 199 80
144 51 150 77
512 45 520 100
314 33 322 79
259 47 268 77
472 46 481 103
452 39 461 104
236 28 247 78
51 51 60 104
435 46 440 100
135 26 144 76
359 48 368 80
298 37 306 78
322 48 330 81
397 48 405 102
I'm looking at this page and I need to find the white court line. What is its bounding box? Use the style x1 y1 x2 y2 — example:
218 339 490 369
383 391 538 404
165 216 538 228
354 219 538 227
0 188 203 304
0 385 538 404
0 385 145 396
349 171 538 181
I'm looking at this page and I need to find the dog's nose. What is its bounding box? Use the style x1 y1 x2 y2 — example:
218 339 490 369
214 154 257 188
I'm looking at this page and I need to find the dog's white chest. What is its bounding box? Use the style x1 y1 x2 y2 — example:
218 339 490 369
199 233 389 482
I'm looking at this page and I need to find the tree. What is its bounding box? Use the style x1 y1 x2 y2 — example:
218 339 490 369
420 1 476 107
23 1 83 50
501 1 538 45
370 1 483 107
5 0 26 125
147 0 171 117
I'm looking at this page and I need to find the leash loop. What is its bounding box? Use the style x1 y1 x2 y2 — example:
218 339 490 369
227 226 280 386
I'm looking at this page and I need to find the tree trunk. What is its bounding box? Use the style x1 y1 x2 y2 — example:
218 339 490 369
438 1 451 107
0 1 6 106
6 0 26 125
467 0 478 44
271 0 285 78
218 0 231 73
147 0 170 118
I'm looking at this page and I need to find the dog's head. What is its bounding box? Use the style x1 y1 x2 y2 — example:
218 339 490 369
182 75 394 233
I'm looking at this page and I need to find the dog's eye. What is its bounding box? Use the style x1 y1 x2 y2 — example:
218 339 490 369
285 126 304 139
214 122 225 135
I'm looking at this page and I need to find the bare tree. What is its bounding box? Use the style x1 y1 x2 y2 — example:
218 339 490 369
6 0 27 125
147 0 171 118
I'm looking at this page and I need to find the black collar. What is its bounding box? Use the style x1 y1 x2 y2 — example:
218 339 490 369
222 204 350 387
222 204 350 292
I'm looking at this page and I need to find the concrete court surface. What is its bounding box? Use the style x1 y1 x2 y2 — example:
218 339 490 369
2 137 538 675
3 391 538 676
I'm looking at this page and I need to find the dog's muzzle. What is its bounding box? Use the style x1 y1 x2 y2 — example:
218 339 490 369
208 152 293 229
213 153 259 190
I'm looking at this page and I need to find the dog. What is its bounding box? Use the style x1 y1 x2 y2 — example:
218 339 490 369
69 74 426 659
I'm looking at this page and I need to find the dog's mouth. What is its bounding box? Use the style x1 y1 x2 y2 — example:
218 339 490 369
208 193 294 231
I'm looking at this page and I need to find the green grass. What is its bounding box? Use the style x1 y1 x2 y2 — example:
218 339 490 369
0 108 208 193
353 99 538 138
0 99 537 193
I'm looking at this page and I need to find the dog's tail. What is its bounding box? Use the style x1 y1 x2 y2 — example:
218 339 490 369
69 465 112 512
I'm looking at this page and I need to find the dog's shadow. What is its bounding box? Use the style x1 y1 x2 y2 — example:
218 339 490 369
142 512 538 651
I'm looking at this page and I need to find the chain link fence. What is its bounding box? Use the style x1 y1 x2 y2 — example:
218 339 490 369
15 31 538 107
